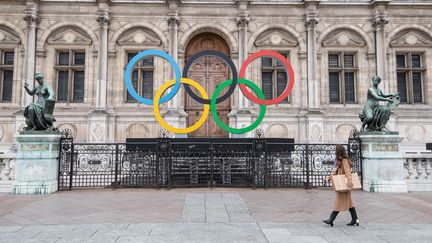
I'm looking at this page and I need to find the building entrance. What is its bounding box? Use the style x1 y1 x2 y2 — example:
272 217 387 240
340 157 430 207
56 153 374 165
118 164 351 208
185 33 231 138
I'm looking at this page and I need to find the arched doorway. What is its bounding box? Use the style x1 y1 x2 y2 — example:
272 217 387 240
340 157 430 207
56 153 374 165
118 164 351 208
185 33 231 137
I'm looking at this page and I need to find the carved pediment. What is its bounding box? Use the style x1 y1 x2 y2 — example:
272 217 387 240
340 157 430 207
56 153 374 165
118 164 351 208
118 29 161 46
255 30 298 47
390 30 432 47
47 27 91 45
0 26 20 44
322 30 365 47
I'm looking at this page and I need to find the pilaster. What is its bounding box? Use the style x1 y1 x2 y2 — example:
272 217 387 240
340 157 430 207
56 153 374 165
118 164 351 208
165 0 187 137
236 0 250 111
304 0 320 111
228 0 253 138
22 1 39 108
372 1 390 92
95 4 110 110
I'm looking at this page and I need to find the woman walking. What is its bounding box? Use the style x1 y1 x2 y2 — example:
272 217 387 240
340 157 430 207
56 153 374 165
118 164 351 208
323 145 359 227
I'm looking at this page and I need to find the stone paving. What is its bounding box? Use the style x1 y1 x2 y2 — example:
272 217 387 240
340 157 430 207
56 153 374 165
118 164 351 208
0 188 431 243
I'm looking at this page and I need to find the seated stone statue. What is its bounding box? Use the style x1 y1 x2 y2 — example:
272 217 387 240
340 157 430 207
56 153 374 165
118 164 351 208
359 76 400 132
23 72 57 131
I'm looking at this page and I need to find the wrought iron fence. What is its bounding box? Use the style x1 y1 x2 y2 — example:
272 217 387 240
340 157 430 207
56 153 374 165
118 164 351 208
58 130 362 190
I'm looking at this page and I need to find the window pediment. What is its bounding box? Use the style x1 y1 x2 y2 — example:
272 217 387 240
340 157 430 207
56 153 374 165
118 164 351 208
390 30 432 47
118 29 161 46
0 26 20 44
255 30 297 47
47 27 92 45
322 30 365 47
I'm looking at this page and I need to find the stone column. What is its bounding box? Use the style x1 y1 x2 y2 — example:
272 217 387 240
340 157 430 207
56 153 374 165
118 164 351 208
88 5 110 143
230 0 253 138
304 1 323 143
236 15 249 110
305 12 319 110
373 11 389 91
95 7 110 110
167 15 179 109
164 0 187 137
22 2 39 107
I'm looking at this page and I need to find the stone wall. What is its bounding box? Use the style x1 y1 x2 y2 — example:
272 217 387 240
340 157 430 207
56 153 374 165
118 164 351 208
0 0 431 153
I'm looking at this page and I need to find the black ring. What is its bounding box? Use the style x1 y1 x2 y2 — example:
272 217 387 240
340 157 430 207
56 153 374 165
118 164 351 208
183 50 238 105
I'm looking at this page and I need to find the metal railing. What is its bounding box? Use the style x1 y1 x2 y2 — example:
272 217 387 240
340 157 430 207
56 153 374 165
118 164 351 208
58 131 362 190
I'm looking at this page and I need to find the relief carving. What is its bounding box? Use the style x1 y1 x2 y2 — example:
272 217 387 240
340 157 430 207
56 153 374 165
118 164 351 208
47 26 92 45
322 29 366 47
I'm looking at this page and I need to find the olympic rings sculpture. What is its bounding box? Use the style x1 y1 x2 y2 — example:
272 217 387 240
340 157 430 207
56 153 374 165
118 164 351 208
124 49 295 134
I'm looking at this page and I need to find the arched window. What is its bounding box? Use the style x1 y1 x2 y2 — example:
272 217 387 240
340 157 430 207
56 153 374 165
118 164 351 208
321 29 368 104
0 25 20 102
390 29 432 104
116 27 162 103
46 26 92 103
254 29 298 104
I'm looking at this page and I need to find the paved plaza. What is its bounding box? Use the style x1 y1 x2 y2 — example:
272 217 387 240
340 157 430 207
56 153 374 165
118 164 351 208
0 188 431 243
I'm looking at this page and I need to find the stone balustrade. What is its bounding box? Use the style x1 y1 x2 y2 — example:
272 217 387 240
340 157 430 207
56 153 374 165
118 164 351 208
0 153 16 192
404 153 432 191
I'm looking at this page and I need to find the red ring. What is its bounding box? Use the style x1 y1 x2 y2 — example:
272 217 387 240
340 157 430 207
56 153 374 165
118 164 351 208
239 50 295 105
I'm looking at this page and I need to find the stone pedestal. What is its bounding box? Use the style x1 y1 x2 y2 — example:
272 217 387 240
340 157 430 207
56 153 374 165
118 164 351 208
360 132 408 193
12 133 61 194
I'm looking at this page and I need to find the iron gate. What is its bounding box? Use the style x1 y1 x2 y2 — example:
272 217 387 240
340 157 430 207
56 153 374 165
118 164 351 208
58 130 362 190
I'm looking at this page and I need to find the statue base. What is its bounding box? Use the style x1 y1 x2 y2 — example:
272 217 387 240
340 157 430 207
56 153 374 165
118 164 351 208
12 132 61 194
360 132 408 193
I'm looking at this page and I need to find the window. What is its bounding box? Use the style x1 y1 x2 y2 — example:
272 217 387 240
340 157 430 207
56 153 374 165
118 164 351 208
0 50 14 102
328 52 357 104
260 52 289 103
55 50 85 103
125 52 154 102
396 52 425 103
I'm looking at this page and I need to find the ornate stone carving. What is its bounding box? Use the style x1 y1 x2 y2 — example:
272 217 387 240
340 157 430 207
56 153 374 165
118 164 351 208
266 124 288 138
322 30 366 47
0 26 21 44
57 123 78 139
23 7 40 27
336 124 356 142
126 123 148 138
390 30 432 47
117 28 161 46
47 27 92 45
310 124 322 142
372 11 388 30
96 9 110 27
305 12 319 28
236 16 249 29
255 29 298 47
167 16 180 28
406 124 426 143
89 121 106 143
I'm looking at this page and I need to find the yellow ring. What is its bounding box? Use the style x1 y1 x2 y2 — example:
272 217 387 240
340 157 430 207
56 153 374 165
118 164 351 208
154 78 209 134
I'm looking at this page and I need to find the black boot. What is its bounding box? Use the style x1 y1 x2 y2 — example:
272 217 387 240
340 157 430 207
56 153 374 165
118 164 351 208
323 211 339 227
347 207 359 226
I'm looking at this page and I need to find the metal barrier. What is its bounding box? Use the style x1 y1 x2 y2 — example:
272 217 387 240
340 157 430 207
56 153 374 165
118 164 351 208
58 131 362 190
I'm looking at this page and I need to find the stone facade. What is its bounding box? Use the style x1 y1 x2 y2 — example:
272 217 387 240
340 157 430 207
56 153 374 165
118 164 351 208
0 0 431 152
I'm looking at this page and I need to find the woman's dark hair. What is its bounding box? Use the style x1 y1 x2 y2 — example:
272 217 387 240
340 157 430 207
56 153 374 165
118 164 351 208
335 144 349 160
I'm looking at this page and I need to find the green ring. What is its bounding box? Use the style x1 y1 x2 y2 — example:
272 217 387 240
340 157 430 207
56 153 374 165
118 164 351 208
211 78 266 134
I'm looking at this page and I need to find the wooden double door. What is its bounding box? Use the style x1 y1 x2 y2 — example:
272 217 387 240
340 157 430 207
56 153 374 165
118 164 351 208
185 33 231 138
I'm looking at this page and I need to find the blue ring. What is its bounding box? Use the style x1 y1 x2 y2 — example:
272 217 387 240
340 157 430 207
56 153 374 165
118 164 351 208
124 50 181 105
